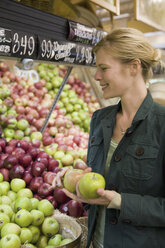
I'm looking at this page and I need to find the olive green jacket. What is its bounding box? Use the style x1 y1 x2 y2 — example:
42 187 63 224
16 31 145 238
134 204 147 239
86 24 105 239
86 91 165 248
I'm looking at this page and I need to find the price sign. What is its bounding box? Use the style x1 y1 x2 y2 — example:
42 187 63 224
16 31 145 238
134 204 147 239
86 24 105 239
11 31 37 59
38 36 95 66
68 21 107 46
0 27 12 56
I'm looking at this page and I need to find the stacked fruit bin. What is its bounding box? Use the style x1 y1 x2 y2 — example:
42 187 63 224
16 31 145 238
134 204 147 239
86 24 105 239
0 60 100 247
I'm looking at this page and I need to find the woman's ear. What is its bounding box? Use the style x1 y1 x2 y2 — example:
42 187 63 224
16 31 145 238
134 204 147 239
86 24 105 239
130 59 141 76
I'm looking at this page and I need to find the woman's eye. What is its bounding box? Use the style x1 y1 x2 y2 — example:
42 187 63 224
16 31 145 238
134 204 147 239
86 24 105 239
101 67 107 71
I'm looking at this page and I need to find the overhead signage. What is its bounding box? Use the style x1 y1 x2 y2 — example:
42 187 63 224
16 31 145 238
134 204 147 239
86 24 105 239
11 30 37 59
0 27 12 56
38 36 95 66
68 21 107 46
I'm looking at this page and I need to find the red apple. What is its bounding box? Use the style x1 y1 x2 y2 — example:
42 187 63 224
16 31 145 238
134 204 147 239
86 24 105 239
38 183 53 197
19 153 32 167
9 164 25 179
47 158 59 172
0 168 9 181
67 200 84 217
23 171 33 185
59 202 69 215
32 162 45 177
29 177 43 193
53 187 70 204
3 155 18 169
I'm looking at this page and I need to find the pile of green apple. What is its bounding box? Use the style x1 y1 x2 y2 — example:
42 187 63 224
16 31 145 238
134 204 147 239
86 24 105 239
37 63 92 132
0 176 74 248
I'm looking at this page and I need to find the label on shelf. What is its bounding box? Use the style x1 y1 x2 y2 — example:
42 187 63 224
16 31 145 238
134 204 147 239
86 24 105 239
38 36 95 66
0 27 12 56
68 21 107 45
11 30 37 59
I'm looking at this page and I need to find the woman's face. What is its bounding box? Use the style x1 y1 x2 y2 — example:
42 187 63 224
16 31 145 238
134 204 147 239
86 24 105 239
94 48 133 99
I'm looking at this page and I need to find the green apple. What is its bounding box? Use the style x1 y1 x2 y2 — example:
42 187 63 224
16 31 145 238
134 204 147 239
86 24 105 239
30 131 42 141
53 150 65 160
44 143 58 156
21 244 36 248
45 246 54 248
20 228 33 244
37 199 54 217
0 173 4 182
1 223 21 237
60 238 73 245
78 172 106 198
36 235 48 248
0 213 10 230
0 181 10 195
7 118 17 129
4 128 15 139
17 188 33 198
30 198 39 209
0 234 21 248
1 195 12 205
14 130 24 140
17 119 29 130
10 178 26 193
15 209 33 227
42 217 59 237
31 209 44 226
28 225 40 244
48 234 62 246
61 154 74 167
7 191 17 201
0 204 13 219
14 196 32 212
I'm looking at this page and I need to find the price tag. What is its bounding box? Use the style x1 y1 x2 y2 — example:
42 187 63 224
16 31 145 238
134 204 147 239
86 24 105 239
11 31 37 59
68 21 107 46
0 27 12 56
38 36 95 66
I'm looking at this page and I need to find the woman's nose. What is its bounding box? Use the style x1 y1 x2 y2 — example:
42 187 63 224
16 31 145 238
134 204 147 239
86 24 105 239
94 70 101 81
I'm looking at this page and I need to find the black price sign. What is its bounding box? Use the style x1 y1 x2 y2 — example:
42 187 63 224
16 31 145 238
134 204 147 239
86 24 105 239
38 36 95 66
11 31 37 59
68 21 107 46
0 27 12 56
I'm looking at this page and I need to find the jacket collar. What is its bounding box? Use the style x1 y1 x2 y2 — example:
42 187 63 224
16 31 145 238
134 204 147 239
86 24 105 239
100 91 154 158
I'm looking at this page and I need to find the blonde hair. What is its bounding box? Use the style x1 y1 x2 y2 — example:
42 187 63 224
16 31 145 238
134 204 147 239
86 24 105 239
93 27 162 82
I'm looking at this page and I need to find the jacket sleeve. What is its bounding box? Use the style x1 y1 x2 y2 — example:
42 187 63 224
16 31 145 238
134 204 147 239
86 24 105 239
119 193 165 227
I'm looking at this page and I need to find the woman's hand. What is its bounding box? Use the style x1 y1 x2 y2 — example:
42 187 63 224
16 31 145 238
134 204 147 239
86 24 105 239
62 182 121 209
52 167 92 188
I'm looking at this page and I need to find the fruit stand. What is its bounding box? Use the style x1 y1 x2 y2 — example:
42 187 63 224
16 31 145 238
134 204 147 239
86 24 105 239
0 1 165 247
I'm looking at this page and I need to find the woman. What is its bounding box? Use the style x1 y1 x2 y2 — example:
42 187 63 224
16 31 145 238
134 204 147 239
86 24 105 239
60 27 165 248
